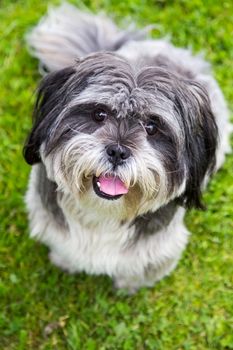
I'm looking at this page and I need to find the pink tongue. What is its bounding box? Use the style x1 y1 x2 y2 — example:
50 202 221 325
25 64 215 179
98 175 128 196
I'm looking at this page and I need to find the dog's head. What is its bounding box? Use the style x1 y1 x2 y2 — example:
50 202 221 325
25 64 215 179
24 52 218 218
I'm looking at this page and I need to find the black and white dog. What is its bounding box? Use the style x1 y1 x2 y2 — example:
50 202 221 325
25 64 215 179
24 4 232 291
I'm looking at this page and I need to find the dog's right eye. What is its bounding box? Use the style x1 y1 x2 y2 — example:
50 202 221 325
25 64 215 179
93 109 108 123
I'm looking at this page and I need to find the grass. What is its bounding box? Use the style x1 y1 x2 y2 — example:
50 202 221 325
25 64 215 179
0 0 233 349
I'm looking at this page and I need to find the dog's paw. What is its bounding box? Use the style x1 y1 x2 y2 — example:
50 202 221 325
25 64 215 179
113 277 142 295
49 251 73 272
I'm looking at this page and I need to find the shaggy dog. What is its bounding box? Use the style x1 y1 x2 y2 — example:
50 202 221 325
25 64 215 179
24 4 232 292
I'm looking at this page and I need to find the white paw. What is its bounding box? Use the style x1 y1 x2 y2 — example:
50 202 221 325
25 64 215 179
49 251 73 272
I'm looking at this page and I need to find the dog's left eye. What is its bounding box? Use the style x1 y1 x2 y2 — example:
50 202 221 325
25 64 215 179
93 109 108 122
145 121 157 136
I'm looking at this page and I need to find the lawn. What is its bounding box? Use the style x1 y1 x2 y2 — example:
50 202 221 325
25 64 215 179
0 0 232 349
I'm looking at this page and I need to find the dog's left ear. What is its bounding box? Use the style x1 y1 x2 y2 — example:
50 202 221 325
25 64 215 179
24 66 76 165
175 80 218 209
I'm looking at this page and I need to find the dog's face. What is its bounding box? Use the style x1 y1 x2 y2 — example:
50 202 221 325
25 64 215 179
24 52 218 218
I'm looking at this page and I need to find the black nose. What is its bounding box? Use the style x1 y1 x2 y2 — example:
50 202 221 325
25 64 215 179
106 144 131 165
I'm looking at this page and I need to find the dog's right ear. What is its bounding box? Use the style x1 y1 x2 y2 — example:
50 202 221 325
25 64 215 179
23 67 76 165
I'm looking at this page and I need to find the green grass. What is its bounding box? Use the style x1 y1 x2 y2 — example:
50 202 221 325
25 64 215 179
0 0 233 349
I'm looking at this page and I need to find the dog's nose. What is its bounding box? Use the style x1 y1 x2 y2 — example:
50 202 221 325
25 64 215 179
106 144 131 165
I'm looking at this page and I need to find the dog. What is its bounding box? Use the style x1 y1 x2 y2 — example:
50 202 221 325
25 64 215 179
24 4 232 292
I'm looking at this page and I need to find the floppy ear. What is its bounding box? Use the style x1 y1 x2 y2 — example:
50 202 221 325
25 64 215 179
175 80 218 209
23 67 76 165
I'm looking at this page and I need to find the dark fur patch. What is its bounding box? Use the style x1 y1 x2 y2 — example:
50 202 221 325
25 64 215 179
37 164 67 227
24 67 77 164
145 114 185 194
132 201 178 237
173 81 218 208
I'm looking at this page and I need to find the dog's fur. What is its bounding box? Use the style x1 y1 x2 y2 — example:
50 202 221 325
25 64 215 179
24 4 232 292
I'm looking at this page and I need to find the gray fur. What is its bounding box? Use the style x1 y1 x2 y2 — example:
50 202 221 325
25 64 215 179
37 164 66 227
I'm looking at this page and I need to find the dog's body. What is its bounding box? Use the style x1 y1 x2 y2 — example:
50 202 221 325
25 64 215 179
25 4 232 291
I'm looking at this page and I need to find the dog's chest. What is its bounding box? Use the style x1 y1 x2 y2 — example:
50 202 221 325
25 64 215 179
53 194 178 274
56 210 139 275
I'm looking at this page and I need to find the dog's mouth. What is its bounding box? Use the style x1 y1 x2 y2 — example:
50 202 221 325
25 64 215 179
92 174 128 200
